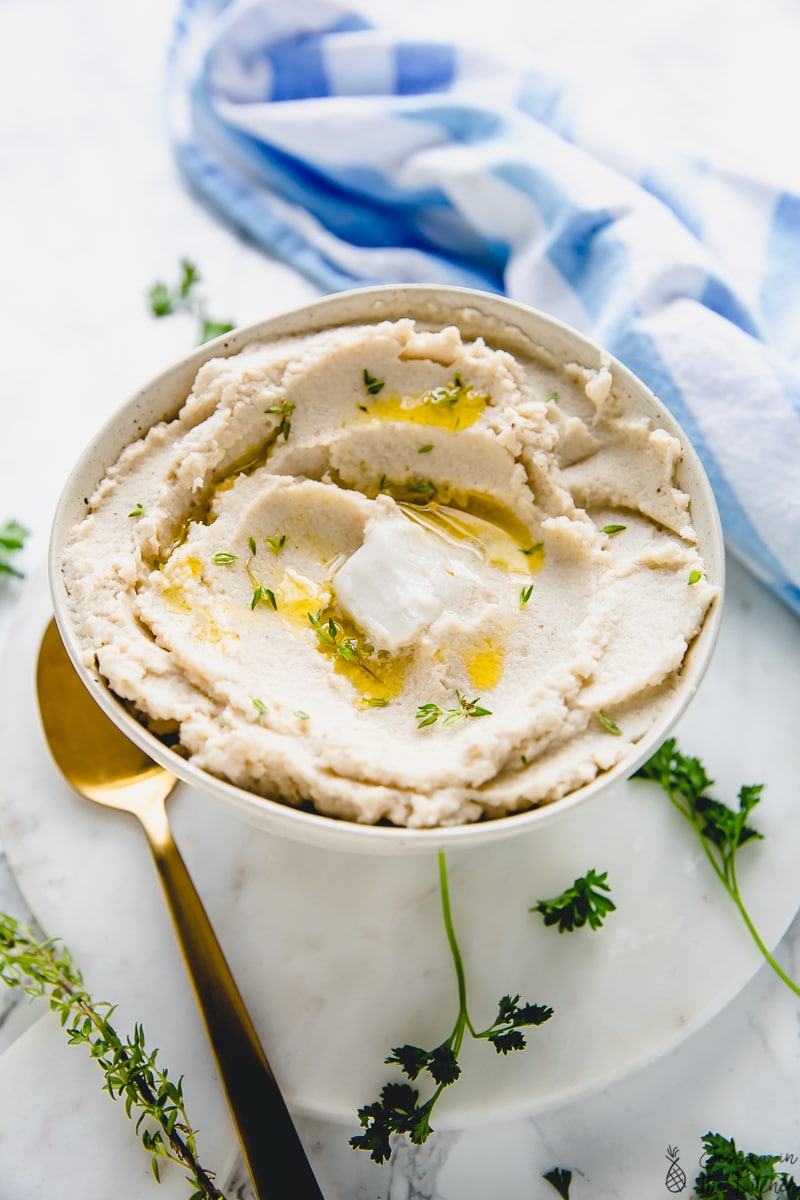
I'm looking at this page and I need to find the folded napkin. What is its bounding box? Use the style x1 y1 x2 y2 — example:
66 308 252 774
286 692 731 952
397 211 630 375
168 0 800 617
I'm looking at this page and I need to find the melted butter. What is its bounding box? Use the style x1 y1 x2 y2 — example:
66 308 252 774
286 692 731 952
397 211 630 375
313 609 407 703
275 568 331 628
465 638 505 690
398 497 545 576
363 378 487 432
158 556 228 643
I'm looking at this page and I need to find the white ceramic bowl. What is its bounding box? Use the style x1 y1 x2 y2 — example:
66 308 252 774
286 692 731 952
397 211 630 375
49 285 724 854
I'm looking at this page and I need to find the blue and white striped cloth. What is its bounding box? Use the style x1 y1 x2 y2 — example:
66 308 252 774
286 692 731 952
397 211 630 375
168 0 800 617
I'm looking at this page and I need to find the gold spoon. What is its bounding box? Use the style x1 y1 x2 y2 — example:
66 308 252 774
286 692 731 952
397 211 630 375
36 617 324 1200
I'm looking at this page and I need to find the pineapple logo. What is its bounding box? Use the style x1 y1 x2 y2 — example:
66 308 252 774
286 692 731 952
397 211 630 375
665 1145 687 1193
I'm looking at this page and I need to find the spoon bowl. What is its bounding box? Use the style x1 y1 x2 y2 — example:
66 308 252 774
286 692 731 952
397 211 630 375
36 617 324 1200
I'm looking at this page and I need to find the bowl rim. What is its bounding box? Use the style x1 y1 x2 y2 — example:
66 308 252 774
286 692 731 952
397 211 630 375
49 283 725 855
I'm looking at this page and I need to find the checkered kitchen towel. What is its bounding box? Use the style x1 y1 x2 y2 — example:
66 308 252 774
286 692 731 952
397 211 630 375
168 0 800 617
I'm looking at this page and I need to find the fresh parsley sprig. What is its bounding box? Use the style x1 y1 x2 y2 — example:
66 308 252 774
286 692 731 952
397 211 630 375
532 869 616 933
0 519 28 579
696 1131 800 1199
543 1167 573 1198
416 691 492 729
636 738 800 999
0 913 223 1199
350 851 553 1164
148 259 234 346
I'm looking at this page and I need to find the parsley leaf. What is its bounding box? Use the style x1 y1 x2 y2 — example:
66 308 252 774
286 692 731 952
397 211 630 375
350 851 553 1163
532 869 616 933
636 739 800 999
543 1167 573 1199
695 1132 800 1199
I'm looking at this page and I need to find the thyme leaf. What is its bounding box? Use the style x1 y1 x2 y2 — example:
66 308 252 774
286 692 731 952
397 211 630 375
597 710 622 735
416 691 491 729
265 399 295 441
363 369 385 395
212 551 237 566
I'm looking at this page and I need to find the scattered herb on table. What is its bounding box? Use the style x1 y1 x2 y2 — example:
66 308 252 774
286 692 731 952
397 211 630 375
147 259 234 346
532 869 616 934
350 851 553 1164
416 691 492 729
543 1167 573 1198
0 519 28 579
695 1131 800 1198
635 738 800 999
0 913 224 1199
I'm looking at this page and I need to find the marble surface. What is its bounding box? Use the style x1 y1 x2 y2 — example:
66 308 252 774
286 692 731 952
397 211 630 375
2 1 800 1197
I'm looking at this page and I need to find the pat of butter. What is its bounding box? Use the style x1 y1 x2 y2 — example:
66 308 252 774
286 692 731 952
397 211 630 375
333 518 477 652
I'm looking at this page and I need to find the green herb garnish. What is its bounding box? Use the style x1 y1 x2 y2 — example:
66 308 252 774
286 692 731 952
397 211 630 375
212 551 237 565
695 1132 800 1199
294 710 310 721
248 537 257 556
532 869 616 933
407 479 436 495
602 524 626 536
350 851 553 1164
520 584 533 607
597 710 622 735
426 373 466 407
416 691 492 729
266 534 287 553
147 259 233 347
363 369 385 395
252 698 268 724
543 391 559 403
199 318 235 344
689 569 702 584
0 914 223 1198
543 1167 573 1199
418 444 434 454
366 697 390 707
128 502 144 518
251 584 277 611
520 541 544 558
265 398 295 441
0 519 29 579
636 739 800 999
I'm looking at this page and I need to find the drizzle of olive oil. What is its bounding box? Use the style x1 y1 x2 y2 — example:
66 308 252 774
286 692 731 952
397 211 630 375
398 497 544 576
363 381 487 432
465 639 505 690
274 569 330 628
158 556 227 642
312 609 406 703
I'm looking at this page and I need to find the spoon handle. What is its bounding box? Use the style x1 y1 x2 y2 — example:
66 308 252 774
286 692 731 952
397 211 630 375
140 794 324 1200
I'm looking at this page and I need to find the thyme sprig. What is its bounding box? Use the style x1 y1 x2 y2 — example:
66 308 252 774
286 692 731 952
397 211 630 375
0 913 223 1199
416 691 492 729
350 851 553 1164
636 738 800 999
0 519 28 579
148 259 234 346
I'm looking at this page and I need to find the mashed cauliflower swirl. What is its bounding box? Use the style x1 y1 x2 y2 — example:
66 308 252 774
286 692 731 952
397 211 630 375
64 318 716 827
